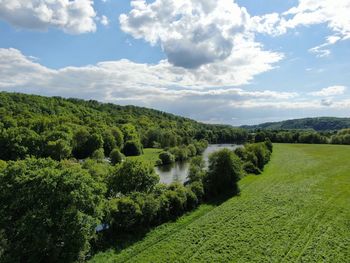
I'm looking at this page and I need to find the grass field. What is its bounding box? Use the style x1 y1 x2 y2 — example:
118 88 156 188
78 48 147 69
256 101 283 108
126 148 162 166
91 144 350 262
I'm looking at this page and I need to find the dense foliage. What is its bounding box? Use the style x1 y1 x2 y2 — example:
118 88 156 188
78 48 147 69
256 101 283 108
242 117 350 131
0 158 105 263
108 159 159 195
235 140 272 175
0 92 247 161
204 149 242 197
0 92 276 261
330 129 350 145
252 130 339 145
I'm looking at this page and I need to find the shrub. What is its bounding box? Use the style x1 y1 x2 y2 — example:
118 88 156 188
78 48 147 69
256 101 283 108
108 197 142 232
92 148 105 161
158 151 175 165
108 159 159 196
169 147 189 161
243 161 261 175
109 148 123 165
189 181 205 202
194 140 208 154
185 188 199 210
187 144 197 157
187 156 205 183
122 140 143 156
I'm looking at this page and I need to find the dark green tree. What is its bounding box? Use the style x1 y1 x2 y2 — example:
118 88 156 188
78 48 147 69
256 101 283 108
122 140 143 156
204 149 242 197
108 159 159 196
158 151 175 165
0 158 105 263
109 148 123 165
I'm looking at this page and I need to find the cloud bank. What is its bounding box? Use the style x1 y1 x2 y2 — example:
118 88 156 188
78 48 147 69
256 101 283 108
250 0 350 57
0 0 96 34
0 48 349 125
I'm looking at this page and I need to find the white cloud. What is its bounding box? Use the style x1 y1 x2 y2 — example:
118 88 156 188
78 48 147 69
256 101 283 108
309 86 347 97
0 0 96 34
100 15 109 26
282 0 350 40
119 0 282 71
250 0 350 56
1 48 349 118
0 48 289 98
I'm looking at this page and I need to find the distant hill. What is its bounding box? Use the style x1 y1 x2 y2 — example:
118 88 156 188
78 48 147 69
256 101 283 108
241 117 350 131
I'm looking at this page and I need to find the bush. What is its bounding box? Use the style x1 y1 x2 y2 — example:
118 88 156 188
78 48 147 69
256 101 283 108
0 158 105 262
243 161 261 175
187 144 197 157
236 141 273 175
108 197 142 232
185 188 199 210
245 143 271 170
187 156 205 183
92 148 105 161
108 159 159 196
158 151 175 165
122 140 143 156
204 149 242 197
109 148 123 165
164 189 187 218
194 140 208 154
189 181 205 202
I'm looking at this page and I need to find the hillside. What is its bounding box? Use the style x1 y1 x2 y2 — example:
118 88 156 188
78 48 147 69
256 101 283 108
0 92 247 161
242 117 350 131
91 144 350 262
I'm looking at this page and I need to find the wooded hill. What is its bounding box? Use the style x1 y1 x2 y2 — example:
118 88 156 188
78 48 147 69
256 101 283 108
0 92 247 161
241 117 350 131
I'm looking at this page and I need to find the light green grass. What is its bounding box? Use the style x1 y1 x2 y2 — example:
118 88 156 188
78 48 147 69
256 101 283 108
91 144 350 262
127 148 163 166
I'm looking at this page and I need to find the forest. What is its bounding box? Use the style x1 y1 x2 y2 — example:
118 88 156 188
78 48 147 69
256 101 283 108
242 117 350 131
0 92 247 161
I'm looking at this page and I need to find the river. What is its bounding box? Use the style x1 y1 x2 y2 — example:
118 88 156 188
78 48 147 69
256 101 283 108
155 144 241 184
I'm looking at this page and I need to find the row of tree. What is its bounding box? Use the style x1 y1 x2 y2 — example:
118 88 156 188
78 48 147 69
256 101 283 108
252 129 350 145
157 140 209 165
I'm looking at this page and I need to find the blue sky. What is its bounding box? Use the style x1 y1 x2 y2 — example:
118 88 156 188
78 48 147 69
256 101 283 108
0 0 349 125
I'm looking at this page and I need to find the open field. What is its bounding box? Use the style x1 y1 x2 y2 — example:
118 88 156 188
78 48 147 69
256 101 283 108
126 148 162 166
91 144 350 262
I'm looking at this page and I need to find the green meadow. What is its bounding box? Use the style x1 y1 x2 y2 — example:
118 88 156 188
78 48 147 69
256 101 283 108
91 144 350 262
126 148 163 166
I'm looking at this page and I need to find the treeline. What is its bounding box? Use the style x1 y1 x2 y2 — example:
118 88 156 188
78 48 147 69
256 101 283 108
0 92 247 161
252 129 350 145
157 140 208 165
0 140 273 262
242 117 350 131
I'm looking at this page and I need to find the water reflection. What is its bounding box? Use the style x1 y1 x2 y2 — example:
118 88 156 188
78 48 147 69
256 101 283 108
155 144 241 184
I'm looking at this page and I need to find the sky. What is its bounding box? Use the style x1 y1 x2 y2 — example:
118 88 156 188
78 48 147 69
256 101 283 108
0 0 349 126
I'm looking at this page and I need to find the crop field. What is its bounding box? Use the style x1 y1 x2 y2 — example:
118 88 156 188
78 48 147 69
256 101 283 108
91 144 350 262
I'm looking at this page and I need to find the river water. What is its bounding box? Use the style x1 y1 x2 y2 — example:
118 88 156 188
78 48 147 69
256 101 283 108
155 144 241 184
